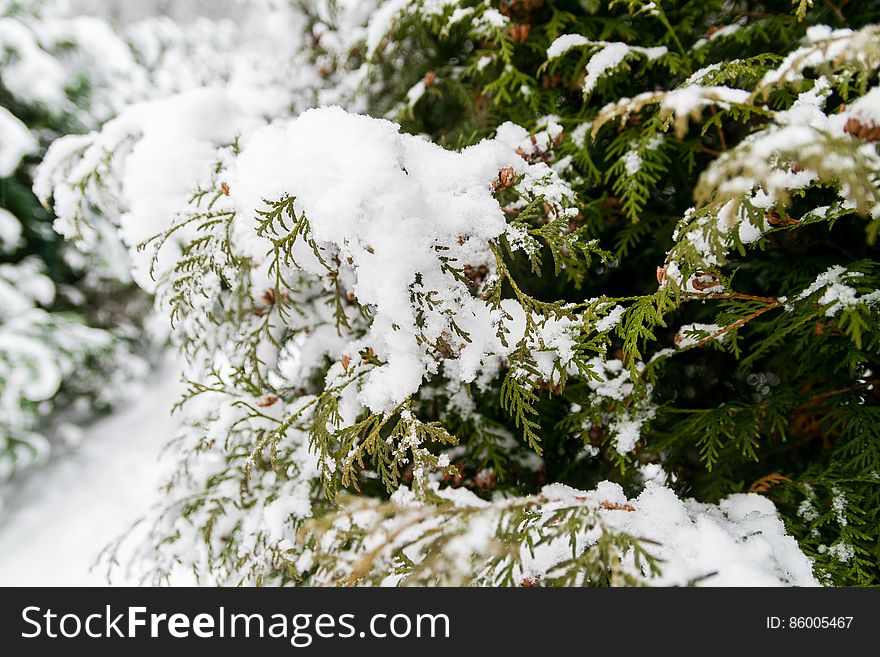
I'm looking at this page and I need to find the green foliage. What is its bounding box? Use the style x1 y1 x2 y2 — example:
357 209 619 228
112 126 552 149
298 491 659 586
0 5 150 483
371 0 880 585
54 0 880 586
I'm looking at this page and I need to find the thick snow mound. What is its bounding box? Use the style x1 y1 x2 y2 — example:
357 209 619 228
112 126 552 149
229 106 572 413
543 481 819 586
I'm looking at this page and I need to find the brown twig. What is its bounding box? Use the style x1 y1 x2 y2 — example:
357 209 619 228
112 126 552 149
709 107 728 151
822 0 846 22
698 298 781 346
799 379 879 407
685 292 780 304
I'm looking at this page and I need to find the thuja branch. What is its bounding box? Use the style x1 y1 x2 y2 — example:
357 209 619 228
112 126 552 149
699 298 782 346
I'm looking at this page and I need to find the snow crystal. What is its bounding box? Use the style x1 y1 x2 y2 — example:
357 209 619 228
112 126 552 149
421 0 460 16
762 25 877 87
643 47 667 61
797 498 819 522
39 87 264 289
440 6 471 29
709 24 742 41
476 8 508 30
32 133 92 210
263 494 312 542
0 328 63 401
609 416 645 455
548 38 666 97
831 487 848 527
826 542 854 563
844 86 880 126
642 1 660 16
569 121 591 145
684 63 722 86
645 133 664 150
738 216 764 244
527 314 579 381
622 149 642 176
639 462 669 485
475 54 492 71
585 357 633 401
777 76 831 129
0 258 55 319
0 17 69 109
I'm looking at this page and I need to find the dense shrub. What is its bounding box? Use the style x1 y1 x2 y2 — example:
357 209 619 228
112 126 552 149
36 0 880 585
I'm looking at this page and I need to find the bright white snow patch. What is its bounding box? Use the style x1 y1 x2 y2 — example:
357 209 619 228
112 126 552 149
36 87 265 289
546 33 590 59
546 38 667 96
796 266 880 316
583 43 631 96
0 354 183 585
526 481 818 586
0 208 23 253
595 304 625 333
229 106 560 412
622 149 642 176
675 323 723 349
0 106 37 177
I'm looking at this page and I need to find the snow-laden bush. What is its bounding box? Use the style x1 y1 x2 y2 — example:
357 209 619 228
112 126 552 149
0 0 311 483
39 0 880 585
0 252 148 478
1 1 143 480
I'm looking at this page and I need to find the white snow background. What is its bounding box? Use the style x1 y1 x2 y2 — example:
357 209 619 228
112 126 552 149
0 353 181 585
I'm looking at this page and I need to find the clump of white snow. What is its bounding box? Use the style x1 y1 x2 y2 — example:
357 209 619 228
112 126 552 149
0 106 37 177
586 482 819 586
546 33 590 59
228 106 572 413
545 36 666 97
0 208 23 253
796 266 880 316
36 87 264 290
675 322 724 349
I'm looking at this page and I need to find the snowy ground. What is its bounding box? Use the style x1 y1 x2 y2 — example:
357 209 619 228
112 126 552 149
0 354 181 586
